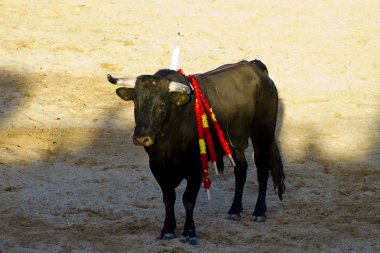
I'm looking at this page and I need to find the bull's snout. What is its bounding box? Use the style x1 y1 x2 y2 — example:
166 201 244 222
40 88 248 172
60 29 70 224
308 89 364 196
133 135 155 147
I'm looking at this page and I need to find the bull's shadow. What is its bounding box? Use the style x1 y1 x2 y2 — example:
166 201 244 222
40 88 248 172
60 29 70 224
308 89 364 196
269 92 380 251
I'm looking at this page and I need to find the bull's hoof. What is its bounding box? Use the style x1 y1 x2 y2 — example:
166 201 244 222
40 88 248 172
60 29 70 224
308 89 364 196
158 229 176 240
179 235 198 245
189 236 198 245
161 233 175 240
163 233 176 240
225 213 241 221
254 216 266 222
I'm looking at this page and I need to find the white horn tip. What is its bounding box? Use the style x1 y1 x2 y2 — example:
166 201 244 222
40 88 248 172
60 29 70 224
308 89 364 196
169 33 181 70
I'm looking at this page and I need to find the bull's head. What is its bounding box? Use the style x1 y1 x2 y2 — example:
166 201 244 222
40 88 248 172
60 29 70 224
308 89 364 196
107 73 191 147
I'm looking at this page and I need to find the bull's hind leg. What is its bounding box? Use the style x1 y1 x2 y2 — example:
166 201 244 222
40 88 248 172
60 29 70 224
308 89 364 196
226 149 248 221
252 136 285 222
252 141 270 222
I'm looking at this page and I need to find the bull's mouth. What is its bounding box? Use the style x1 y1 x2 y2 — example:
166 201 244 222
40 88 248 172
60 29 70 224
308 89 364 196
133 135 155 147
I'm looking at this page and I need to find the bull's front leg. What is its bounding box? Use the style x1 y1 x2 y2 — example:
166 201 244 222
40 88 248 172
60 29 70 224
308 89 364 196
159 188 177 240
179 172 202 245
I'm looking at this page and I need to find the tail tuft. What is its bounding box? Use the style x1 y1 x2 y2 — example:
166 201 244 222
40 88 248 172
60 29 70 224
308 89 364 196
270 140 286 200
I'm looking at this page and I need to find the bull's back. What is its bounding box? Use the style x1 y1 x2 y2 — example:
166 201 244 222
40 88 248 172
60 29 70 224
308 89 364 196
195 61 277 149
197 61 266 118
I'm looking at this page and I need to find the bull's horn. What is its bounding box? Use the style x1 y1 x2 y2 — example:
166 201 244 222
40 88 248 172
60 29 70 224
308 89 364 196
169 33 181 70
107 74 136 88
169 81 191 94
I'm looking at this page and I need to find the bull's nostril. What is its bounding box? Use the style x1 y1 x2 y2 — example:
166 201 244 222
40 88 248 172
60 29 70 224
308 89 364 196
133 136 154 146
143 137 150 145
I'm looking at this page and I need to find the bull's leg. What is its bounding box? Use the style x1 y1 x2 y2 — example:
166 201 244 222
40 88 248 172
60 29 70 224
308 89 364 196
252 141 271 222
226 149 248 221
179 175 202 245
159 188 177 240
253 139 286 221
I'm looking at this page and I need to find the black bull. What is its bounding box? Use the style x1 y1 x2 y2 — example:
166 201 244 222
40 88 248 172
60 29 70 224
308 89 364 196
107 60 285 244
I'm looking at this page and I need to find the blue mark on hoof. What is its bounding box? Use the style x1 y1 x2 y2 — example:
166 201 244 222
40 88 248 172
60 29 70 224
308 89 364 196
189 236 198 245
225 214 241 221
179 236 198 245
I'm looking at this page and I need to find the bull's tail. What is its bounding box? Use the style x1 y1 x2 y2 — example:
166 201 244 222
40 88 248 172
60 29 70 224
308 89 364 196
251 58 284 198
269 139 286 200
250 59 269 76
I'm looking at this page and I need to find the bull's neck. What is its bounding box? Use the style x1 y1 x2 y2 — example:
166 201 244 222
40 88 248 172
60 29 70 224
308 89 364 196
164 96 196 139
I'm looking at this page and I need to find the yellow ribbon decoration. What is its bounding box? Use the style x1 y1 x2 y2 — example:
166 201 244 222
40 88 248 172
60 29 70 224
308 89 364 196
210 108 217 122
201 114 209 128
199 139 206 154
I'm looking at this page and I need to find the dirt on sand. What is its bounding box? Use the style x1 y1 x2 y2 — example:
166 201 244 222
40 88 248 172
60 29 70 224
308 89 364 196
1 1 379 252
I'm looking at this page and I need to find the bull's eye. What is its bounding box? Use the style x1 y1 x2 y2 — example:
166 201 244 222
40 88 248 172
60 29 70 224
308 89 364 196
153 103 165 111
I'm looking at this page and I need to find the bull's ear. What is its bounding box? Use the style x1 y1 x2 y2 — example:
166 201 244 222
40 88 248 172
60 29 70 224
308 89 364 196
116 87 135 101
170 93 190 105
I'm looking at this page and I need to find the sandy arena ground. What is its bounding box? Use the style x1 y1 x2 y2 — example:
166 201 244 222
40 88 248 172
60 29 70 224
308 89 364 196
0 1 379 252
